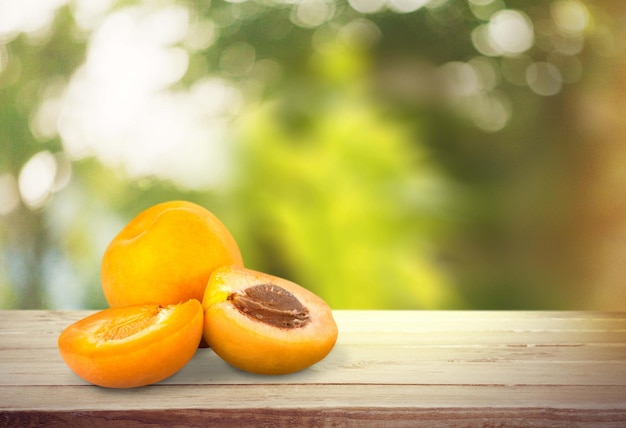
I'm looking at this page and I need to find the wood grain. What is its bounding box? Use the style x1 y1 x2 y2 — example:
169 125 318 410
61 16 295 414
1 310 625 427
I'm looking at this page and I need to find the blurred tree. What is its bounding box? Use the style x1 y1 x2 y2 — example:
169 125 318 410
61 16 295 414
230 44 458 308
0 0 624 310
0 7 86 308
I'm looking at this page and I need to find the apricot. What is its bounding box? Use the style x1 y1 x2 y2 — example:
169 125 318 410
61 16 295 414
58 299 203 388
202 266 338 375
101 201 243 307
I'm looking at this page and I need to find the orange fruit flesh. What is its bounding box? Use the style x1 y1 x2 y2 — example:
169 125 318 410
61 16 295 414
58 299 203 388
203 266 338 375
205 304 338 374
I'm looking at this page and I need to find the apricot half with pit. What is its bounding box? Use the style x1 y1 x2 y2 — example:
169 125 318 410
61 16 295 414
202 266 338 375
101 200 243 307
57 299 203 388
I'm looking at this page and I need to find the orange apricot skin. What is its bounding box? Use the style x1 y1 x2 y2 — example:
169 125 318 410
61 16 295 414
57 300 203 388
202 266 338 375
101 201 243 307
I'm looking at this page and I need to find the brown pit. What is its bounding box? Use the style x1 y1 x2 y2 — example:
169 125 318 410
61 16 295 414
228 283 310 329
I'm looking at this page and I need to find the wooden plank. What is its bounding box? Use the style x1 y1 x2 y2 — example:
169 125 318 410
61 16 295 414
2 385 626 427
4 407 626 428
3 310 625 348
1 384 625 410
2 310 625 387
1 310 625 426
2 344 626 387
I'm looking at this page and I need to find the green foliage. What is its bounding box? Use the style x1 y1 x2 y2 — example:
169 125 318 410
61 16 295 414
1 0 624 310
230 47 459 309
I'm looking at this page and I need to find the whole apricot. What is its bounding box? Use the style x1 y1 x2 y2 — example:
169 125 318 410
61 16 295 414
101 201 243 307
58 299 203 388
202 266 338 375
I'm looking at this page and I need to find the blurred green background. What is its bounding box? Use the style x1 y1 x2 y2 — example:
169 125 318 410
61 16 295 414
1 0 625 310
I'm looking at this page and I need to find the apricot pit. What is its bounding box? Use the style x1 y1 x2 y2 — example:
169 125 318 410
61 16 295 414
229 283 311 329
202 266 338 375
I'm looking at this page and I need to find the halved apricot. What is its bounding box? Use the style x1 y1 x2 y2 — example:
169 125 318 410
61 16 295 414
101 200 243 308
58 299 203 388
202 266 338 375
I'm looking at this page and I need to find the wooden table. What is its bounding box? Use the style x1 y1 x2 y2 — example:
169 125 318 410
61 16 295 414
1 310 625 427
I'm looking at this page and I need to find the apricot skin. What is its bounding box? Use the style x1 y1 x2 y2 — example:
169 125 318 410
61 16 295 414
101 201 243 307
57 299 203 388
202 266 338 375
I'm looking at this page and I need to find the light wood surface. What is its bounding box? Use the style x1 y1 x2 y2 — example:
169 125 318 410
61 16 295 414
1 310 625 426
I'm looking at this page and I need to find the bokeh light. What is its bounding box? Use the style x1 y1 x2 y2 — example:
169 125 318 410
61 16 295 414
18 151 57 209
348 0 387 14
488 9 534 55
57 5 240 190
0 174 20 215
292 0 336 28
551 0 589 36
0 0 66 42
526 61 563 96
388 0 430 14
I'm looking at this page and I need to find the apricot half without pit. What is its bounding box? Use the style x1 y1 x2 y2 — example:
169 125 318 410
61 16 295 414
202 266 338 375
58 299 203 388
